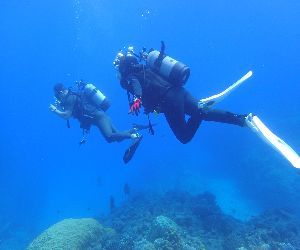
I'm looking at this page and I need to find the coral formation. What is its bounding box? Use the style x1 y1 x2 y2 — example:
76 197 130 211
27 218 114 250
101 191 300 250
148 215 182 248
133 239 155 250
224 209 300 250
26 191 300 250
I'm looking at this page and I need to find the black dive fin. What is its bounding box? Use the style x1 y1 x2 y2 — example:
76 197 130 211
123 135 143 164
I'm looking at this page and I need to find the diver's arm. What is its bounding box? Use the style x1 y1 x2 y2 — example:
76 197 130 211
127 75 142 98
49 104 72 119
120 74 143 97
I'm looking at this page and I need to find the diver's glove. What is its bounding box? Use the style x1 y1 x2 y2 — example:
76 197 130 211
129 97 142 116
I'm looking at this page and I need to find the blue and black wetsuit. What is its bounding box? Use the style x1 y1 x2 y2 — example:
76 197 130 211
120 66 246 144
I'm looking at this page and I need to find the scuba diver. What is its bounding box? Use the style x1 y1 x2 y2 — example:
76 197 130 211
114 43 249 144
49 81 144 163
113 42 300 169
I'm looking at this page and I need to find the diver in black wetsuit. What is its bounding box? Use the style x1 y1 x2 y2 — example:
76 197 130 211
49 82 139 144
113 44 247 144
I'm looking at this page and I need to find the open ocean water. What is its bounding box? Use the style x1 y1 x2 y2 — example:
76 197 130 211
0 0 300 249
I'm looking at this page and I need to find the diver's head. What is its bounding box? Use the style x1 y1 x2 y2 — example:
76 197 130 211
113 51 125 70
113 46 138 76
54 83 68 100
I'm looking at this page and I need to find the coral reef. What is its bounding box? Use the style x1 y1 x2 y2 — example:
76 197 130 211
26 191 300 250
101 191 300 250
148 215 183 249
27 218 115 250
101 191 235 249
224 209 300 250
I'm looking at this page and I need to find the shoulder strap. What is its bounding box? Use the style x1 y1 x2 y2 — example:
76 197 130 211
154 41 166 70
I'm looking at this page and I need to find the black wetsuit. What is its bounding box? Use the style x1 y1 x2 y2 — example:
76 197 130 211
120 67 246 144
62 92 132 143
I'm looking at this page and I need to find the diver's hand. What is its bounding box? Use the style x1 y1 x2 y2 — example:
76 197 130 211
49 104 57 112
130 133 140 139
129 97 142 116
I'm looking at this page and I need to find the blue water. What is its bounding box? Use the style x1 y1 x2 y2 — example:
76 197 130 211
0 0 300 248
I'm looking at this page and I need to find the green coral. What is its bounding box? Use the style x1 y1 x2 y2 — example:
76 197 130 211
27 218 109 250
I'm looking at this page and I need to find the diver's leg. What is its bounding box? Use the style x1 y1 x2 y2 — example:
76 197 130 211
95 111 133 143
164 88 201 144
165 112 201 144
111 123 138 135
184 90 201 116
182 86 247 127
200 109 246 127
110 123 118 133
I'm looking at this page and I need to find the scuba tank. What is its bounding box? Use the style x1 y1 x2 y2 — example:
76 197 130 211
77 81 110 111
146 42 190 86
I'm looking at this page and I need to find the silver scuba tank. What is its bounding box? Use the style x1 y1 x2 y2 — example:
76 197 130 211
83 83 110 111
147 50 190 86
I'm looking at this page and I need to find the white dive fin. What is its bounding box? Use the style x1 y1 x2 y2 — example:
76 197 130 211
199 71 253 109
246 114 300 169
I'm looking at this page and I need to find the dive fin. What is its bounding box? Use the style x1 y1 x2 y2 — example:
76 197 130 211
199 71 253 109
123 135 143 164
246 114 300 169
